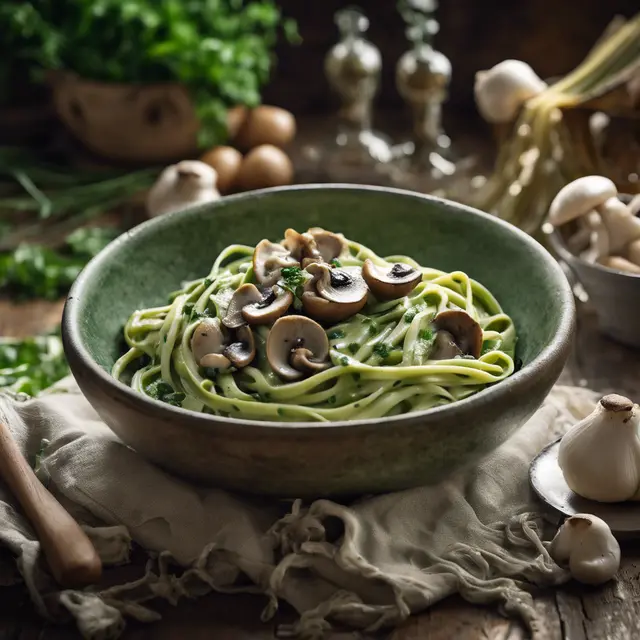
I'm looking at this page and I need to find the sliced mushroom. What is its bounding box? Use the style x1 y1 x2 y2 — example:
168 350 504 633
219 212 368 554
266 316 330 381
429 330 464 360
253 239 298 286
242 286 293 325
307 228 347 262
223 284 263 329
190 318 231 370
302 263 369 323
200 353 232 369
431 310 483 359
282 228 322 263
222 325 256 368
362 259 422 300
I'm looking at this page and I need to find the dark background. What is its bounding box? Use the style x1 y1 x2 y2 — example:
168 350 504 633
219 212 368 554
264 0 639 116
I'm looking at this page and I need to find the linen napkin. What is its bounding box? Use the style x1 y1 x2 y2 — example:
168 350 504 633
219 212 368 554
0 377 599 640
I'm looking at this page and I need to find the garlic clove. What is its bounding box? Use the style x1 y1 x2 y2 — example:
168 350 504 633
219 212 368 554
474 60 547 124
146 160 221 218
558 394 640 503
549 514 620 585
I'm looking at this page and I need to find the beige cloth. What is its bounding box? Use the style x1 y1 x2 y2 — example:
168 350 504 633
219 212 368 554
0 378 599 639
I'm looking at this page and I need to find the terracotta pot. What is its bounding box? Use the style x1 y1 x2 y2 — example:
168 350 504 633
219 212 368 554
49 72 199 163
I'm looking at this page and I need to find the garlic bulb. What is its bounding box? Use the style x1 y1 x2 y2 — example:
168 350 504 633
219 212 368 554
146 160 220 218
474 60 547 124
558 394 640 502
549 514 620 585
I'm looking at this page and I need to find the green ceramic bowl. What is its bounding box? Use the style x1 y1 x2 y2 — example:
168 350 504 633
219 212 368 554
62 185 574 497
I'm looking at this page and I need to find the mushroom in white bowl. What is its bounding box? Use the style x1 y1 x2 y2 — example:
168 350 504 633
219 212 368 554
545 176 640 347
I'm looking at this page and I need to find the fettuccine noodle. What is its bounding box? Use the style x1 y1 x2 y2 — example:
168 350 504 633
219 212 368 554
113 233 516 422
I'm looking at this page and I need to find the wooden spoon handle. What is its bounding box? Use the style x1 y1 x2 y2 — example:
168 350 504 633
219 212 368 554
0 422 102 587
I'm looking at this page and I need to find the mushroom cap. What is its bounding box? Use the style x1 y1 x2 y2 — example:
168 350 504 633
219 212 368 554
266 316 330 381
302 263 368 322
173 160 218 190
253 239 298 285
307 228 347 262
223 325 256 368
433 310 483 359
242 286 293 325
548 176 617 226
223 284 263 329
362 259 422 300
191 318 227 366
598 197 640 255
200 353 232 370
282 228 322 262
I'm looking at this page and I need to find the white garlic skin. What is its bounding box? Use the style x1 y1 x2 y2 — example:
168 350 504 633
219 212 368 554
474 60 547 124
558 394 640 503
549 514 620 585
146 160 220 218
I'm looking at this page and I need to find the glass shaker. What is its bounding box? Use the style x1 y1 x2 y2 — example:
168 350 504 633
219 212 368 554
324 6 392 168
390 0 457 186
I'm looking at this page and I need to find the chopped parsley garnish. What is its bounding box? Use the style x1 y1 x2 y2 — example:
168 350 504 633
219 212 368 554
328 329 345 340
163 335 167 343
204 278 213 288
328 395 337 404
203 367 219 379
340 356 349 366
281 266 305 289
147 380 185 407
331 258 342 268
368 322 378 336
277 408 285 416
404 310 417 323
372 343 390 359
183 303 194 316
419 328 433 341
347 342 359 354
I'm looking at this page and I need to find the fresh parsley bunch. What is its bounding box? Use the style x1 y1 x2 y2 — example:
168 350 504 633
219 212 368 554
0 0 299 144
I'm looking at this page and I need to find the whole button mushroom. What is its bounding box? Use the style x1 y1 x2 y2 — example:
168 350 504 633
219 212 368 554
302 263 369 323
362 259 422 300
430 310 483 360
548 176 640 266
267 316 331 381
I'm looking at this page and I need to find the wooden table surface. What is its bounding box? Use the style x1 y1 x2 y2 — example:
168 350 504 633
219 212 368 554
1 289 640 640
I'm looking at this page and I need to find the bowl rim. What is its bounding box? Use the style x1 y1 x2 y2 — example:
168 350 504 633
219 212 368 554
63 183 575 431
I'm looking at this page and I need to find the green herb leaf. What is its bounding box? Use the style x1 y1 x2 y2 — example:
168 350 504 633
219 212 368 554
347 342 359 354
372 343 390 359
327 329 345 340
419 328 433 341
340 356 349 366
0 331 68 396
331 258 342 268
